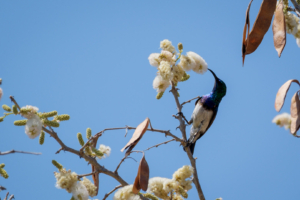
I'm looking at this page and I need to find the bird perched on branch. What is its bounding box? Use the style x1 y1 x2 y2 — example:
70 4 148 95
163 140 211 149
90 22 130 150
181 69 226 155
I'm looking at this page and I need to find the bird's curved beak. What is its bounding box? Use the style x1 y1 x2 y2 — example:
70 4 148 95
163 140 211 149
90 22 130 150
208 68 218 80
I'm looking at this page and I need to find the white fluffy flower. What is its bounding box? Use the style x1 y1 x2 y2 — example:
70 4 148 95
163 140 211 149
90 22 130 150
113 185 141 200
272 113 291 130
186 52 208 74
81 177 97 197
54 168 78 192
21 105 39 119
0 87 2 100
97 144 111 159
172 165 194 182
294 24 300 38
148 53 160 67
285 12 298 35
147 177 170 199
71 181 89 200
173 194 184 200
158 61 172 81
179 55 196 71
25 114 42 139
171 65 185 83
160 39 176 54
153 75 170 93
297 38 300 47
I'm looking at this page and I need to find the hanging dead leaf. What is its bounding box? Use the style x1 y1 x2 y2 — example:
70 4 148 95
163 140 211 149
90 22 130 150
290 92 300 134
242 0 277 64
121 118 150 156
272 1 286 57
132 154 150 194
242 0 253 65
275 79 300 112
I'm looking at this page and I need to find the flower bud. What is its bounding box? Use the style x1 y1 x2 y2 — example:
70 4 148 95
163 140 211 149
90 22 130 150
143 193 159 200
178 43 183 51
42 119 60 127
181 72 190 82
14 119 27 126
52 160 63 170
12 105 18 114
0 168 8 179
2 104 11 112
92 147 104 157
86 128 92 139
55 114 70 121
0 163 5 168
85 146 93 156
77 133 85 146
40 111 57 118
156 92 164 99
39 131 45 145
0 117 4 122
177 186 188 198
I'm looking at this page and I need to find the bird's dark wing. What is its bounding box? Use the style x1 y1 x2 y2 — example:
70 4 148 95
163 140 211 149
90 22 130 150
195 96 202 105
199 107 218 140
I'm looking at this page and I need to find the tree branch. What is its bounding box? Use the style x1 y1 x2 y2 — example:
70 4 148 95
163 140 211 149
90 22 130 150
143 139 175 151
77 171 98 179
0 150 41 156
170 83 206 200
291 0 300 14
102 185 122 200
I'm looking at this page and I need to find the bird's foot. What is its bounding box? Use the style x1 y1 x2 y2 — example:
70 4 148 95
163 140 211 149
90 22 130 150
176 112 190 124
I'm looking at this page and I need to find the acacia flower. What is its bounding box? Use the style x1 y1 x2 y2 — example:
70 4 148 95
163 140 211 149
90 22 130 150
171 65 185 84
272 113 291 130
97 144 111 159
147 177 171 199
285 12 298 35
187 52 208 74
160 39 176 54
153 75 170 93
71 181 89 200
20 105 39 119
113 185 141 200
158 61 172 81
54 168 78 193
179 55 196 71
148 53 160 67
81 177 97 197
25 114 42 139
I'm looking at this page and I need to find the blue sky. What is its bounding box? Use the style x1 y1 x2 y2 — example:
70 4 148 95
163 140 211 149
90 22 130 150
1 1 300 199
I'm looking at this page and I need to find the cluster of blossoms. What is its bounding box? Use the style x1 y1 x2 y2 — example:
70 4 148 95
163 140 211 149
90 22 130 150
113 165 193 200
77 128 111 159
53 160 97 200
272 112 291 130
149 39 208 99
0 103 70 144
284 11 300 47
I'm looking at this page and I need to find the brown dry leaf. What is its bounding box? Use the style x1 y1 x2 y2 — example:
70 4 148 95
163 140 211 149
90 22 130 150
272 1 286 57
242 0 277 63
290 92 300 134
121 118 150 156
275 79 300 112
132 154 150 194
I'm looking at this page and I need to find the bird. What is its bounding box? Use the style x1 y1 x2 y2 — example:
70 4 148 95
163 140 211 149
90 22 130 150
182 68 226 155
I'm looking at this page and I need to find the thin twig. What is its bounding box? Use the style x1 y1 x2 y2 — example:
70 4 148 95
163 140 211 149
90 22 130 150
0 150 41 156
8 195 14 200
102 185 122 200
170 83 205 200
181 96 200 107
114 155 137 174
0 186 6 191
9 96 20 110
77 171 98 179
144 139 175 151
4 192 9 200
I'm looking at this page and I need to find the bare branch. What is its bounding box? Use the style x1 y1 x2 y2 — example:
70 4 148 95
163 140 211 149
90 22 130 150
181 96 200 107
0 150 41 156
170 83 205 200
102 185 122 200
77 171 98 179
144 139 175 151
114 156 137 174
291 0 300 14
4 192 9 200
288 6 300 17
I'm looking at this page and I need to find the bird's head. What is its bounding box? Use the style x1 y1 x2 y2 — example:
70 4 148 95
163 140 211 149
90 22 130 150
208 68 227 99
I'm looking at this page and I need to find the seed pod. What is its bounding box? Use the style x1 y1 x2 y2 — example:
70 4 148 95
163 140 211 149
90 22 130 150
86 128 92 139
40 111 58 118
56 114 70 121
77 133 85 146
2 104 11 112
272 1 286 57
42 119 60 127
39 131 45 145
12 105 18 114
14 119 27 126
52 160 63 170
242 0 277 64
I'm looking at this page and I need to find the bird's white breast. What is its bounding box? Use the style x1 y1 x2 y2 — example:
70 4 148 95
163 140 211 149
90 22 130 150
190 104 214 142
